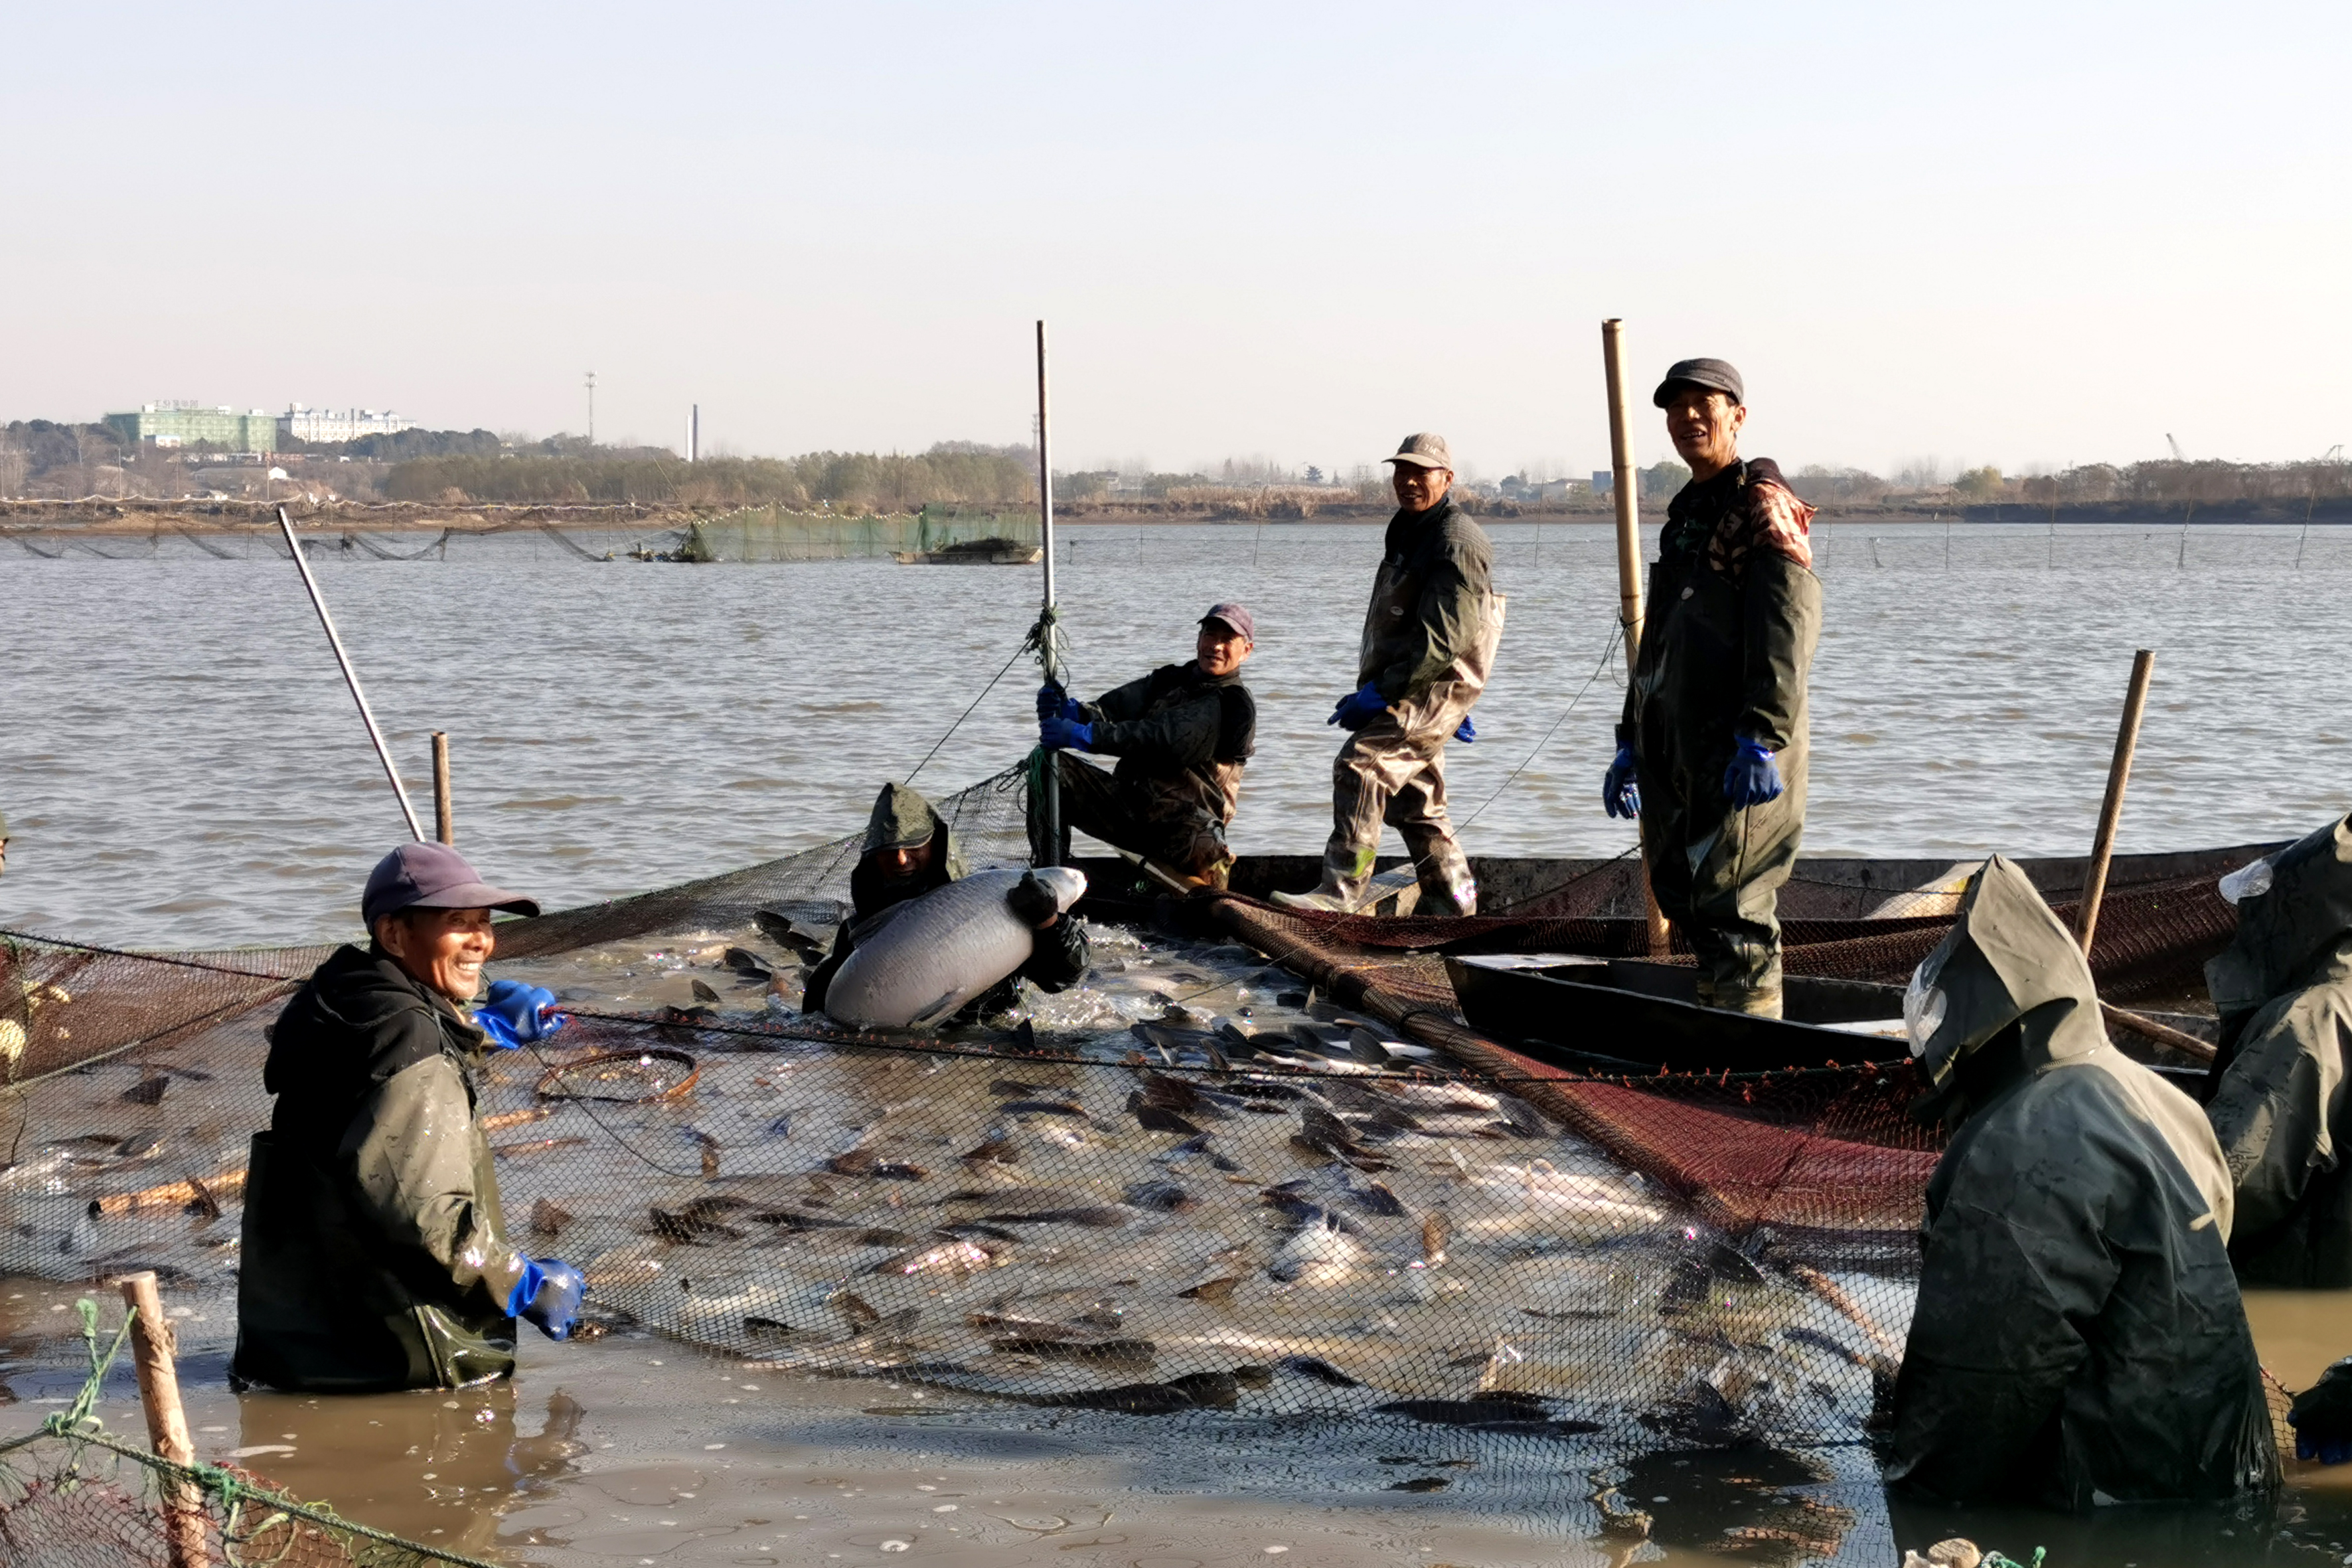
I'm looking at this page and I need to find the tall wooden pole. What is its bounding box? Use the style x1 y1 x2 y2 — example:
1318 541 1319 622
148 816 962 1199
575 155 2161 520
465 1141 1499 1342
1602 321 1670 957
431 732 453 845
2075 649 2156 955
1035 319 1061 866
118 1271 208 1568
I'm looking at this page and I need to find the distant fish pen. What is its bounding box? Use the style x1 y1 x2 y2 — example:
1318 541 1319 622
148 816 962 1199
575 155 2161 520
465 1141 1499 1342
680 504 1042 563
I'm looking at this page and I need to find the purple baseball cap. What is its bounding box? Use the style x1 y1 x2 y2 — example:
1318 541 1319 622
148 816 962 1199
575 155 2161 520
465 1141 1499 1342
1200 603 1255 641
362 842 541 928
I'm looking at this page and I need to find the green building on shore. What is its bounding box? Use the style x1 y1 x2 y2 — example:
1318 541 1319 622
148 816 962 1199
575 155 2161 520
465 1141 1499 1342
104 402 278 453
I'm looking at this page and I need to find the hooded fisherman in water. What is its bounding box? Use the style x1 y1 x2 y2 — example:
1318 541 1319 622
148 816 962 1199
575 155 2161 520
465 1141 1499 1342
1886 855 2277 1508
235 843 584 1391
2201 813 2352 1287
802 781 1087 1020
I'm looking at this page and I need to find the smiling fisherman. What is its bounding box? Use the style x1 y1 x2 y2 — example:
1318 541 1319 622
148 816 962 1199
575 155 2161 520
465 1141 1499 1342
1887 856 2278 1508
1032 602 1259 891
1605 360 1818 1018
234 842 585 1391
1275 434 1502 915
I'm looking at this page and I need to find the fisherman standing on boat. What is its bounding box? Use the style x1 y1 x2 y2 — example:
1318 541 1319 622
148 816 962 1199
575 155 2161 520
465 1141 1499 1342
1888 856 2278 1507
1605 360 1818 1018
2199 815 2352 1285
803 781 1088 1016
1274 433 1501 915
1031 603 1258 890
235 842 585 1391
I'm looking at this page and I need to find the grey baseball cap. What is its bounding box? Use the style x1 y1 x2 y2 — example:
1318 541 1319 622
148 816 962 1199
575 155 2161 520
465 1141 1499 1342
1653 358 1744 408
1200 602 1255 641
362 841 540 927
1383 433 1454 471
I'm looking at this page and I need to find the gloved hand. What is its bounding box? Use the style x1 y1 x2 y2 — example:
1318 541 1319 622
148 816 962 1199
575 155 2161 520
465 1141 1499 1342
1328 681 1388 732
1037 683 1083 724
507 1257 586 1341
2292 1358 2352 1464
1603 745 1640 819
474 980 566 1049
1454 716 1476 744
1039 715 1095 751
1722 736 1784 809
1006 870 1063 927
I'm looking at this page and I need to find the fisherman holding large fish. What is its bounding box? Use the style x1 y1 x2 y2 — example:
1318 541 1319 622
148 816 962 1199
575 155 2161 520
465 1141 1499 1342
805 781 1089 1028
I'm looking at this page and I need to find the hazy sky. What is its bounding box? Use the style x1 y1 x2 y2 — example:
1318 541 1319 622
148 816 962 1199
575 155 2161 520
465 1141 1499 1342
7 2 2346 479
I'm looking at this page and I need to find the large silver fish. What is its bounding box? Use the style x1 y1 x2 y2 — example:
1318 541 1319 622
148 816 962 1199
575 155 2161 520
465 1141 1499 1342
823 867 1088 1028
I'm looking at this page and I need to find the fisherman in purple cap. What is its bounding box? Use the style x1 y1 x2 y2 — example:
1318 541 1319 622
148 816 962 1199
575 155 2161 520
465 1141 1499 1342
233 842 586 1391
1032 603 1258 890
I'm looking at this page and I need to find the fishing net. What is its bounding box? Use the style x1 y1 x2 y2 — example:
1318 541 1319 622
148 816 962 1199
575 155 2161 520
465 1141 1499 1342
0 1305 497 1568
0 764 2254 1541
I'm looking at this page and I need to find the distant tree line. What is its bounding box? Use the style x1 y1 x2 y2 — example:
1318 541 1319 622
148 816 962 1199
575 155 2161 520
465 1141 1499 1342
383 441 1038 511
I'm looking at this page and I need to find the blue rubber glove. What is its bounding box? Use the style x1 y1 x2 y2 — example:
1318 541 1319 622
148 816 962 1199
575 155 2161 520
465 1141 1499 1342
1040 715 1095 751
1603 745 1640 819
473 980 566 1049
1037 683 1083 724
1721 736 1784 809
507 1257 586 1340
1328 681 1388 732
1454 716 1476 744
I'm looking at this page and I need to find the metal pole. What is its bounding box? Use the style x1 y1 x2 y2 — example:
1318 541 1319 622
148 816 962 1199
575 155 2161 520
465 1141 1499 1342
2075 649 2156 955
118 1270 208 1568
1035 319 1061 867
1602 321 1670 957
275 506 425 842
431 732 454 844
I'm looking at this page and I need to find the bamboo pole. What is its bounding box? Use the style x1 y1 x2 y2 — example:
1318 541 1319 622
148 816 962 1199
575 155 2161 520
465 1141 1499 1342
1601 320 1671 957
431 732 453 845
117 1271 208 1568
2075 649 2156 955
1035 319 1061 868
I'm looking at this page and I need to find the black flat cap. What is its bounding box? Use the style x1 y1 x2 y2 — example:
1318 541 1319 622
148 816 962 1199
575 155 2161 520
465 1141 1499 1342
1653 358 1744 408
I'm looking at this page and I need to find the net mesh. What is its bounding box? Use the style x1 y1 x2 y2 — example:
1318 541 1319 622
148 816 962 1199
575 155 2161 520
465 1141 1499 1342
0 769 2251 1553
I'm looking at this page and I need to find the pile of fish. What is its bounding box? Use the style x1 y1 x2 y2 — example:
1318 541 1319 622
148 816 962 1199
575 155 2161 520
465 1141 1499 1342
7 901 1914 1447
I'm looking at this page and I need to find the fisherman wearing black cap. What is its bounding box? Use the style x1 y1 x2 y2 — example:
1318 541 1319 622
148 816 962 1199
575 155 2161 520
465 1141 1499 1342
1032 603 1259 890
1275 435 1502 915
1605 362 1819 1017
234 842 585 1391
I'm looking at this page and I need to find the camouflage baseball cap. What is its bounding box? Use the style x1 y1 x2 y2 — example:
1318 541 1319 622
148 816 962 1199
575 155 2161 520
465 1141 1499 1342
1383 433 1453 471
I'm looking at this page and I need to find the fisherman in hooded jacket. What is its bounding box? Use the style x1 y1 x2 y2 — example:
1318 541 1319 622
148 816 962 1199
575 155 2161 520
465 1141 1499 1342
802 781 1088 1018
235 843 585 1392
2201 813 2352 1287
1886 854 2278 1508
1605 360 1819 1018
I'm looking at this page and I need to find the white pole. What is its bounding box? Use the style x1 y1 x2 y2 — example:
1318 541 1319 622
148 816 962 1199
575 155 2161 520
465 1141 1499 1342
276 506 426 842
1036 320 1061 865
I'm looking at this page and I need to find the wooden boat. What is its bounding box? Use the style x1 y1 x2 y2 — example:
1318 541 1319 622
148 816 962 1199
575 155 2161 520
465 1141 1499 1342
892 536 1043 566
1445 953 1912 1074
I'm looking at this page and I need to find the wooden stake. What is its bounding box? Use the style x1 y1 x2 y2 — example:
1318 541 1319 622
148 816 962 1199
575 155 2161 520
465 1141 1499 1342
431 732 453 845
117 1270 208 1568
1601 319 1671 958
2075 649 2156 955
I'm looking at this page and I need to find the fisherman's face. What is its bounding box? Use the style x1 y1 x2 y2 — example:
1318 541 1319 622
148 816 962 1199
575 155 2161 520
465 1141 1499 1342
1665 387 1746 479
378 906 497 1004
1195 623 1253 678
1390 463 1452 512
880 837 936 880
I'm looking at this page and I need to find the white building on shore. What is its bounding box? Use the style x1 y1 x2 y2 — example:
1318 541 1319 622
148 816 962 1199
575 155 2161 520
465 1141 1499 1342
279 405 415 444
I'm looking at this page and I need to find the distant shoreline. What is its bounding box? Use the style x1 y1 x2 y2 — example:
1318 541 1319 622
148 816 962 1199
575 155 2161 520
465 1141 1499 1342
4 494 2349 537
